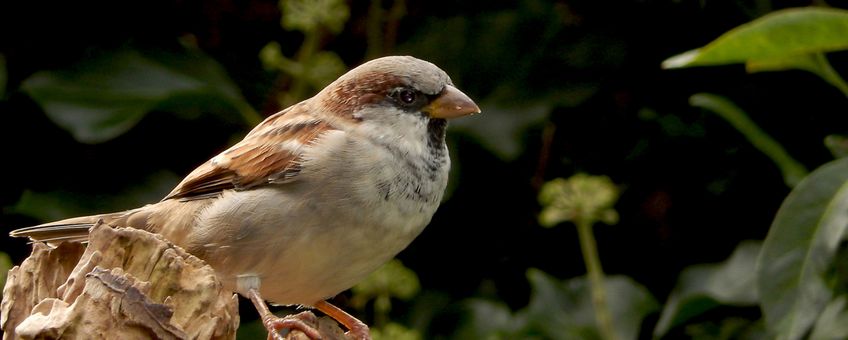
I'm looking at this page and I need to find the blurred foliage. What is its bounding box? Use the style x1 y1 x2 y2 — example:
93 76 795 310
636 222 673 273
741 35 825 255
371 322 423 340
0 251 10 289
654 241 761 338
3 1 848 340
660 6 848 339
352 259 421 330
458 270 658 340
538 173 622 339
280 0 349 33
539 174 620 228
662 7 848 96
825 134 848 158
756 158 848 340
259 0 349 108
21 48 259 143
689 93 808 187
11 172 180 223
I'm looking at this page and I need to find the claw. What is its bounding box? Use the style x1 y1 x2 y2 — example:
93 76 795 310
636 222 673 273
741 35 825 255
314 300 371 340
264 311 322 340
249 288 323 340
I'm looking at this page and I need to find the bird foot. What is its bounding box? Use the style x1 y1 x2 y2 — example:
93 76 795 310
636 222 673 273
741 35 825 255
262 310 323 340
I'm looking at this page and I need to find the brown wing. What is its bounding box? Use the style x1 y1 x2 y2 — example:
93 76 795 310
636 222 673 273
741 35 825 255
164 107 336 201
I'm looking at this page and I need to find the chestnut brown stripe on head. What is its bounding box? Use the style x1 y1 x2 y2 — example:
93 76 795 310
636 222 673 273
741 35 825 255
317 56 453 120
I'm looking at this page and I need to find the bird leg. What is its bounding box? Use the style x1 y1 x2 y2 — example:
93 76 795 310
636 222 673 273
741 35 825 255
314 300 371 340
248 288 323 340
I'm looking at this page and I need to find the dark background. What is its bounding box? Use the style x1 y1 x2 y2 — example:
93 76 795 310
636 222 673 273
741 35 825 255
2 0 847 338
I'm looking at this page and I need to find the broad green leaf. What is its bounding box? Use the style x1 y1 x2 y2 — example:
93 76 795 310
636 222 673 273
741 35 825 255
690 93 807 187
757 157 848 340
684 318 767 340
522 269 659 340
809 295 848 340
454 299 528 340
745 53 822 74
747 53 848 96
654 241 761 338
663 7 848 69
22 49 254 144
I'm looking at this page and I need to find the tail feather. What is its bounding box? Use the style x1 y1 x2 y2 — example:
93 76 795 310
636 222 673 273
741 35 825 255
10 213 127 243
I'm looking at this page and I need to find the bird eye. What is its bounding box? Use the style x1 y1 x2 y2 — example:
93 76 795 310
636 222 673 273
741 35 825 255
396 89 417 105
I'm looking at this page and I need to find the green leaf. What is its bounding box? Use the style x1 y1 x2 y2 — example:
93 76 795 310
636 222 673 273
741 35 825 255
683 318 767 340
757 158 848 340
522 269 659 340
663 7 848 69
21 48 255 144
455 299 529 340
747 53 848 97
809 295 848 340
654 241 762 338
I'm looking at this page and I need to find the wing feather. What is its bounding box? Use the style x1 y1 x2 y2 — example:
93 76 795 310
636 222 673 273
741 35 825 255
164 107 336 201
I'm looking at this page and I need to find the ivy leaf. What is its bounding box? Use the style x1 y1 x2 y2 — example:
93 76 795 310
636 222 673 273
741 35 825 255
21 48 254 144
455 299 529 340
521 269 658 340
808 295 848 340
653 241 761 338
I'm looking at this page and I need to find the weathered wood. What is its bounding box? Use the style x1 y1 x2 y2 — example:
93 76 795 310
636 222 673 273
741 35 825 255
2 221 350 339
2 222 238 339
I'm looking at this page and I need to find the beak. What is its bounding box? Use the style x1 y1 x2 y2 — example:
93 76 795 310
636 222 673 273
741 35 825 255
425 85 481 119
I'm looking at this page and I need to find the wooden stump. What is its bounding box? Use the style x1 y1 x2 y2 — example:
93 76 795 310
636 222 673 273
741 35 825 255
1 222 239 339
1 222 350 339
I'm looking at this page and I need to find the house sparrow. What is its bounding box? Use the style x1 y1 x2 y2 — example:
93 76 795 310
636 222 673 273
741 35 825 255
10 56 480 339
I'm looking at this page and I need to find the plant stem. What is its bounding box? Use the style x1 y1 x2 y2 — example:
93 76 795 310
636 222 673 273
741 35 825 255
813 53 848 98
690 93 808 187
576 218 617 340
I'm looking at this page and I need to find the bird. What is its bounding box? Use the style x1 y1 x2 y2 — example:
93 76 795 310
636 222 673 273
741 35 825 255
10 55 480 340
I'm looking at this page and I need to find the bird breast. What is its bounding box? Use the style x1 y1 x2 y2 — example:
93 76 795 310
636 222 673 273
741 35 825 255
187 128 449 304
